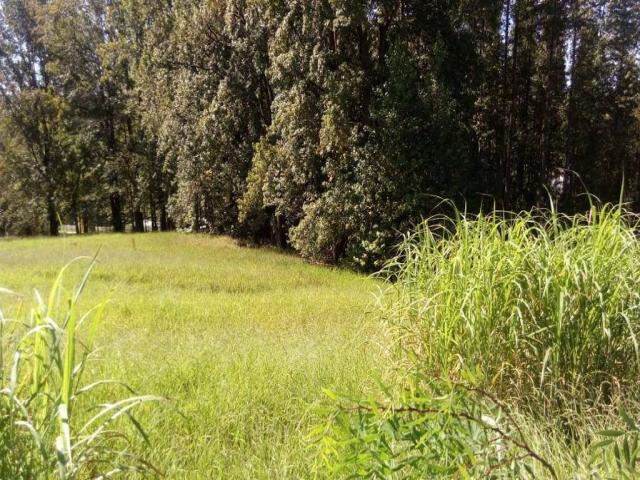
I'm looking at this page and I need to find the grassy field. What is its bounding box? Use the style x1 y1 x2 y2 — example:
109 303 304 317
0 233 386 479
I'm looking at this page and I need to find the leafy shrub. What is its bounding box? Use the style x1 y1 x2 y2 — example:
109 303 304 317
0 259 161 479
588 405 640 478
314 371 555 479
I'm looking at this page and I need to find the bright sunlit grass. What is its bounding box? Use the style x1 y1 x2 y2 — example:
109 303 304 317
0 233 386 479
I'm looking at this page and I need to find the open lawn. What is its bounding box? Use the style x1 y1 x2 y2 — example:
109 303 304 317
0 233 386 479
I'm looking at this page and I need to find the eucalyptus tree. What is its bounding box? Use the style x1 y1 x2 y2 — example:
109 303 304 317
1 0 639 262
0 0 68 235
134 0 271 232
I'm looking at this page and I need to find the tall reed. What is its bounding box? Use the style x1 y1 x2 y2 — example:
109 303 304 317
382 203 640 410
0 258 161 479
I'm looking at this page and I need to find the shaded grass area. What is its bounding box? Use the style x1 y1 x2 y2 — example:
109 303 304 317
0 233 386 478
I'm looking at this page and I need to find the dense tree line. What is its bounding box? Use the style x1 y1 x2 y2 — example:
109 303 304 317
1 0 639 267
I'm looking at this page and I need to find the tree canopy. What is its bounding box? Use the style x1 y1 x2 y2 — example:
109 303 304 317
1 0 639 268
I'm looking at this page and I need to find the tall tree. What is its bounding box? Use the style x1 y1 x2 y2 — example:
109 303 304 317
0 0 65 235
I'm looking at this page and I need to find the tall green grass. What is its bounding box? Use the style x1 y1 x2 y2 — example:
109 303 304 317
384 203 640 409
0 259 160 479
318 203 640 478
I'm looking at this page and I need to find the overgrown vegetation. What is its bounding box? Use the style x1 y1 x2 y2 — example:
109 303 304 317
319 204 640 478
385 203 640 409
0 259 159 479
315 374 559 478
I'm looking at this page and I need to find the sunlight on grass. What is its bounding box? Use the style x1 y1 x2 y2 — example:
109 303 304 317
0 233 386 479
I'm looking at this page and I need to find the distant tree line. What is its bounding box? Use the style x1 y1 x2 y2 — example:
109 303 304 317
1 0 639 267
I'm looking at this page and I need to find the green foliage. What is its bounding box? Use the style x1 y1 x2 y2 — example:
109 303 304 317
238 138 272 240
316 203 640 478
0 259 160 478
0 118 48 235
589 406 640 478
315 373 555 479
2 0 640 271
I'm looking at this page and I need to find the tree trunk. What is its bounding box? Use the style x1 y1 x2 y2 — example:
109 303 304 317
133 210 145 232
150 192 158 231
160 203 170 231
82 210 91 234
192 199 200 233
47 193 59 236
272 213 285 249
563 0 579 207
110 192 124 232
501 0 512 206
151 210 158 231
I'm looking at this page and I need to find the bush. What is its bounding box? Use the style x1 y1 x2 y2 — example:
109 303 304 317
0 259 161 479
314 371 556 479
